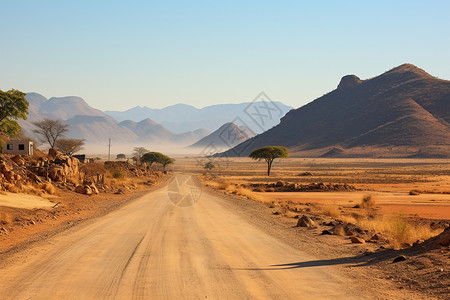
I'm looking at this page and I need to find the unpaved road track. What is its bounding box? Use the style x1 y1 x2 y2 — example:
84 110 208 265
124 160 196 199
0 174 374 299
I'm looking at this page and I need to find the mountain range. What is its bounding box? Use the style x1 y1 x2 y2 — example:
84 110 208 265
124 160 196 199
104 101 293 133
221 64 450 158
19 94 211 150
19 93 284 153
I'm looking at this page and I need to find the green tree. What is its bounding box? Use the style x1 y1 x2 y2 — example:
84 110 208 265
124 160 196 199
159 155 175 171
141 151 174 171
249 146 288 176
141 152 162 168
0 89 29 136
116 153 126 160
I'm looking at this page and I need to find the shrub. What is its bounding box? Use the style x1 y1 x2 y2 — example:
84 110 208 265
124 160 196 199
359 195 375 208
111 168 125 179
41 183 56 195
322 205 340 218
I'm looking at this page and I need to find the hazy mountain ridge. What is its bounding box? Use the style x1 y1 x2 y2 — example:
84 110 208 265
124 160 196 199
18 94 211 148
189 122 256 151
104 101 293 133
221 64 450 158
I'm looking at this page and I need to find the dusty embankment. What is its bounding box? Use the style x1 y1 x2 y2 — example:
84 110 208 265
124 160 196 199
0 150 168 254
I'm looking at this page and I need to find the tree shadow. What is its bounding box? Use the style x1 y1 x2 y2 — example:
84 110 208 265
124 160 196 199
232 248 408 271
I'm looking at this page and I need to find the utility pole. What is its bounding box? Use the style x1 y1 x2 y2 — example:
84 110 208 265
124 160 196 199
108 138 111 161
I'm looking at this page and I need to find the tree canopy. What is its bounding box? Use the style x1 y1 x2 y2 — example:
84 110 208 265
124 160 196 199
141 151 175 170
116 153 126 160
249 146 288 176
132 147 149 162
55 138 85 156
0 89 29 136
33 119 69 148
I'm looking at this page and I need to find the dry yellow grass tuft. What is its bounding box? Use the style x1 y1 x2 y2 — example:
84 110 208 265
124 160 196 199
322 205 340 218
41 183 56 195
354 194 375 209
21 183 44 197
351 213 442 248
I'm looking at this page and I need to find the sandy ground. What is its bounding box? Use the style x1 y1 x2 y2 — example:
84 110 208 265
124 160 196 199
0 193 55 209
261 192 450 220
0 174 423 300
174 157 450 220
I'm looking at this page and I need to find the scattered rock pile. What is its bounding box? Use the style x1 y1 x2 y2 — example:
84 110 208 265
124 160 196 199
28 149 80 183
0 154 31 192
250 181 356 192
104 161 154 178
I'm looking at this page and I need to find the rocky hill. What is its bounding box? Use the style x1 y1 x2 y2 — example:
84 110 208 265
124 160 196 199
189 122 255 151
18 94 210 149
221 64 450 158
104 101 293 133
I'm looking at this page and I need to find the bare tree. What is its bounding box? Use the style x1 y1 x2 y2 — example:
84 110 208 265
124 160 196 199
133 147 149 158
33 119 69 148
55 138 85 156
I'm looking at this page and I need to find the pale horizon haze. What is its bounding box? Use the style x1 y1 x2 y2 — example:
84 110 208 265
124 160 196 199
1 1 449 111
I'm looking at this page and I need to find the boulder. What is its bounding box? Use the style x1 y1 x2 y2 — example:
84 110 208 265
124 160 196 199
75 185 93 195
393 255 407 263
48 148 61 161
11 155 24 166
275 181 285 187
350 236 365 244
296 215 317 228
331 224 346 236
438 227 450 246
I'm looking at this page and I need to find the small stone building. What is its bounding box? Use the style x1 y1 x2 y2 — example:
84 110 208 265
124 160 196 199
2 140 34 155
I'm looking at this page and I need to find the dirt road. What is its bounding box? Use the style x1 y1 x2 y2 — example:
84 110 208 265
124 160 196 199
0 174 377 299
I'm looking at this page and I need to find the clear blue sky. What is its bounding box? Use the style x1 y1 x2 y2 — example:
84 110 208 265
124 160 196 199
1 0 449 110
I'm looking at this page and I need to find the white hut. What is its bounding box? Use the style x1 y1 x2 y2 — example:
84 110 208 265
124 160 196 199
2 140 34 155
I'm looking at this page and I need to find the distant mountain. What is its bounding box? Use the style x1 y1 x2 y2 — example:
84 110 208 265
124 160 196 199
221 64 450 158
19 93 116 141
189 122 256 151
104 101 293 133
18 93 210 150
65 115 138 144
118 118 210 144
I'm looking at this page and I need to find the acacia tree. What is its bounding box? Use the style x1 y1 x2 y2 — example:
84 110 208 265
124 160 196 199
140 152 162 168
55 138 85 156
249 146 288 176
0 89 29 136
159 155 175 171
141 152 174 171
116 153 126 160
33 119 69 148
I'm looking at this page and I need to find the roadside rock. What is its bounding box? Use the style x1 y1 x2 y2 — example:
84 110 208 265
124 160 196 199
438 227 450 246
11 155 25 166
75 185 93 195
331 224 346 236
48 148 60 161
350 236 366 244
296 215 317 228
393 255 407 263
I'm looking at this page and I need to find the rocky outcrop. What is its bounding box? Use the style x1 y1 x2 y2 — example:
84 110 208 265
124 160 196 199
337 75 362 90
